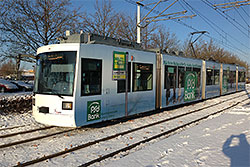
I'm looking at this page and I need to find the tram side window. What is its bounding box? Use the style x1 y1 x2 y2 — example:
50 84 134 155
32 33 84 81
243 72 246 82
165 65 177 89
214 69 220 85
238 71 244 82
206 69 213 85
223 70 229 83
133 63 153 91
177 66 185 88
238 71 241 82
230 71 236 83
186 67 192 71
117 63 131 93
81 58 102 96
239 72 245 82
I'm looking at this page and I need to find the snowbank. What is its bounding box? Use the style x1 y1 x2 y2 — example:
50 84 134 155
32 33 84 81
105 97 250 167
0 93 32 115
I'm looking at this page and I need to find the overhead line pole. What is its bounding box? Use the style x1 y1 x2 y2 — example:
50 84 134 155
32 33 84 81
135 0 195 43
137 1 143 43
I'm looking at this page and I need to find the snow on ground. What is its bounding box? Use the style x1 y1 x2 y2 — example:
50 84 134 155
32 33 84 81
0 87 249 167
0 110 36 129
105 96 250 167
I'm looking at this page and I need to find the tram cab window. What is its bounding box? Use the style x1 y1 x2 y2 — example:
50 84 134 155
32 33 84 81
117 63 131 93
177 66 185 88
34 51 76 96
214 69 220 85
206 69 213 85
133 63 153 91
81 58 102 96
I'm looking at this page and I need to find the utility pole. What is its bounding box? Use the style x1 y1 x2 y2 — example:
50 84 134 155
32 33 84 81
135 0 196 44
136 1 144 44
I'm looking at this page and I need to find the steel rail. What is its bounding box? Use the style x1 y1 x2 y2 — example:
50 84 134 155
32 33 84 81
0 128 76 149
1 92 244 150
0 124 30 131
13 92 248 167
0 126 54 138
79 97 249 167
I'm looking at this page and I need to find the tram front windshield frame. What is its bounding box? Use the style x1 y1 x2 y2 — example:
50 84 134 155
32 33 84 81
34 51 76 96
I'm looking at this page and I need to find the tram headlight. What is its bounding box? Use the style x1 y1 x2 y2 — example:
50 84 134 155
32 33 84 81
62 102 73 110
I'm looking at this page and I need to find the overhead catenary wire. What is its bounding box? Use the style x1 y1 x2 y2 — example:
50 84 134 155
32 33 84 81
180 0 250 52
227 0 250 28
240 5 250 17
202 0 249 38
172 19 248 58
124 0 249 60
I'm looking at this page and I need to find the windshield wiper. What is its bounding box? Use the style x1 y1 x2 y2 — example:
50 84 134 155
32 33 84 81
56 94 64 99
45 87 65 99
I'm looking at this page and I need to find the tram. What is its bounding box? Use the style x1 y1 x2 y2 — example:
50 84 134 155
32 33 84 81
32 33 246 127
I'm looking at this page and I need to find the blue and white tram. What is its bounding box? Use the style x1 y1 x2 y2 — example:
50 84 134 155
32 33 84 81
33 34 157 127
33 33 246 127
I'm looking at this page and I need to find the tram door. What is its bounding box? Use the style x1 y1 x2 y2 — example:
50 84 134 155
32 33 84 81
80 58 103 123
165 65 177 106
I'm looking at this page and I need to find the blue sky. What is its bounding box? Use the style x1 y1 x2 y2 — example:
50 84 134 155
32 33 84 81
75 0 250 62
23 0 250 69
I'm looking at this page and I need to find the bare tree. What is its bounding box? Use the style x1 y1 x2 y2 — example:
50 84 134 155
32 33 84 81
0 0 81 61
149 26 180 51
117 14 137 42
82 0 121 38
0 60 16 77
183 38 248 68
117 12 159 49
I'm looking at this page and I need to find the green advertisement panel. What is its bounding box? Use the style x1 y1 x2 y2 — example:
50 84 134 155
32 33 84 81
112 51 127 80
87 100 101 122
113 51 126 70
184 71 197 102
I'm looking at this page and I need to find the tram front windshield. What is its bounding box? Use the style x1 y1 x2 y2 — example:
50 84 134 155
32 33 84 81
34 51 76 96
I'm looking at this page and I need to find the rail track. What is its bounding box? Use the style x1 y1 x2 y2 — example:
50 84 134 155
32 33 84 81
5 91 248 167
0 91 245 151
0 124 30 131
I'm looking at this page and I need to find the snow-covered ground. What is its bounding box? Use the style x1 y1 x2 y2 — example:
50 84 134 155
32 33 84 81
105 100 250 167
0 86 249 167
